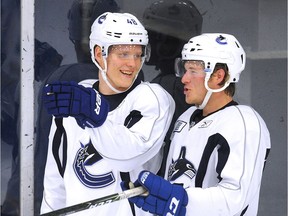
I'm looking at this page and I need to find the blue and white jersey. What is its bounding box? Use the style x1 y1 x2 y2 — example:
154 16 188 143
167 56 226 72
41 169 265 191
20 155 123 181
41 79 175 216
165 104 271 216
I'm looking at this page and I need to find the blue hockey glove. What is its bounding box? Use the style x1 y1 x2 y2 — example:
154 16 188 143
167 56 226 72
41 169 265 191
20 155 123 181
121 170 188 216
42 81 109 128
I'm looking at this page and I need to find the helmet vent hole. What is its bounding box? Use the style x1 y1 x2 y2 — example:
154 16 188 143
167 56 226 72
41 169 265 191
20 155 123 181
114 32 121 38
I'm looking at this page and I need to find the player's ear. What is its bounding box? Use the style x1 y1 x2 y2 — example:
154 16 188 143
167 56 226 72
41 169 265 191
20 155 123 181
208 68 226 89
213 68 226 85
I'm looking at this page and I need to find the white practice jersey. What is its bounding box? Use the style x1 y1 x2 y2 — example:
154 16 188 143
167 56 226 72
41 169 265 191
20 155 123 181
41 79 175 216
165 105 271 216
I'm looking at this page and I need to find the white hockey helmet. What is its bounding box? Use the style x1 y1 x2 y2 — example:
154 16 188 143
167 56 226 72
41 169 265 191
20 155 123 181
89 12 149 93
89 12 149 63
181 33 246 86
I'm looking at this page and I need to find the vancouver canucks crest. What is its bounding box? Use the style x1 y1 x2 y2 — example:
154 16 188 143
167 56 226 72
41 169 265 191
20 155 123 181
168 146 196 181
73 140 115 188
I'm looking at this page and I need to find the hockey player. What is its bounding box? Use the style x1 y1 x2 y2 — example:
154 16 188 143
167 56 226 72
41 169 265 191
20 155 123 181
35 1 120 213
40 12 175 216
122 33 271 215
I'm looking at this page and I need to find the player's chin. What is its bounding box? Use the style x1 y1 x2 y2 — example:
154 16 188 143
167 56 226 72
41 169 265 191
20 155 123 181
185 98 193 105
122 75 136 84
185 95 195 105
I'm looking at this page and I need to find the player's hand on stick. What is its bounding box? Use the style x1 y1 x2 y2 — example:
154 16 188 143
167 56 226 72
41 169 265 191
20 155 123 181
42 81 109 128
121 170 188 216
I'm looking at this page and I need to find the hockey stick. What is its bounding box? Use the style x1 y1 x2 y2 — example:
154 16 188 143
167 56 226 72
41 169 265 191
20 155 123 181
40 186 147 216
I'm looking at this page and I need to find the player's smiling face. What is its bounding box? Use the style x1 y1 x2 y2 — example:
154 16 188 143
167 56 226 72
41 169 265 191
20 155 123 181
106 44 143 92
181 60 207 105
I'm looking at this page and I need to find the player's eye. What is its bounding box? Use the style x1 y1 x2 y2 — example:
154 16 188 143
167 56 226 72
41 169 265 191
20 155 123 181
117 53 129 59
117 53 142 60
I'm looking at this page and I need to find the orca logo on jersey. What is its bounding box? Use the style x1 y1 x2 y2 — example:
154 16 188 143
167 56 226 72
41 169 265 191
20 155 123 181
73 140 115 188
168 146 196 181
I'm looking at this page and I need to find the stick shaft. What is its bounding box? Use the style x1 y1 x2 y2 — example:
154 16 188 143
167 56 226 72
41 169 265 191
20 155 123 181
40 186 146 216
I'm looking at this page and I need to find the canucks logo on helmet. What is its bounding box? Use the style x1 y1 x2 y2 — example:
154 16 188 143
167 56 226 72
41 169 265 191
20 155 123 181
98 14 107 24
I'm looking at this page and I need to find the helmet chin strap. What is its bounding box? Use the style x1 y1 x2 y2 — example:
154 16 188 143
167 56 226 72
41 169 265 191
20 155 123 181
197 90 212 110
197 75 230 110
100 59 123 94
